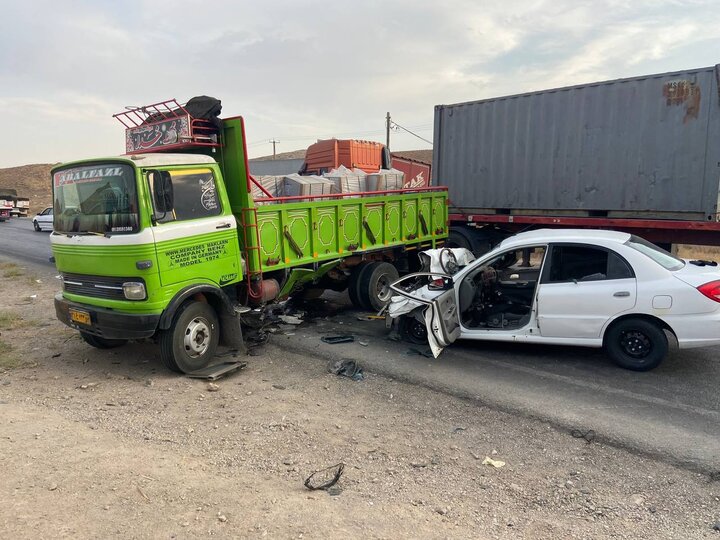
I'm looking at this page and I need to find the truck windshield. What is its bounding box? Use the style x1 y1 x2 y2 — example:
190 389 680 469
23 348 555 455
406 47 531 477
52 163 139 234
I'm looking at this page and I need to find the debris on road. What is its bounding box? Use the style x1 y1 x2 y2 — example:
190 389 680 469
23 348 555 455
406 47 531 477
406 347 434 358
186 361 247 381
571 428 597 444
320 335 354 344
481 457 506 468
304 463 345 491
329 360 364 381
279 315 303 325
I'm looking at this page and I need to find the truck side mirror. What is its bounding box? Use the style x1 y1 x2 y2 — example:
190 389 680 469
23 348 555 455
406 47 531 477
149 170 174 214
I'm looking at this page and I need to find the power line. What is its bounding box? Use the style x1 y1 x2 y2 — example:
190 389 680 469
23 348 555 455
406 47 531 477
390 120 433 145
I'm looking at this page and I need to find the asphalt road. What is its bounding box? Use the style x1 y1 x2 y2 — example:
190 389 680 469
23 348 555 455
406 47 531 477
282 295 720 473
2 221 718 473
0 218 53 266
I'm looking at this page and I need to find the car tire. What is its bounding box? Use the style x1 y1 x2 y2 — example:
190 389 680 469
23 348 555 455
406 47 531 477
33 220 41 232
348 262 370 308
358 262 400 312
80 331 127 349
159 300 219 374
399 313 428 345
604 318 668 371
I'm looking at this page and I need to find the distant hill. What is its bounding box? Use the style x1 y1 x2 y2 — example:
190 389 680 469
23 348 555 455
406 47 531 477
0 164 56 214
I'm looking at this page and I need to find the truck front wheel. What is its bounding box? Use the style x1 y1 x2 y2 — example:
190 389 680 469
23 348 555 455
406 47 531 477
160 301 219 373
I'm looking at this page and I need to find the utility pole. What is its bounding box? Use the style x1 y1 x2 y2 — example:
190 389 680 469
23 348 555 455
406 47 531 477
269 139 279 158
385 112 391 150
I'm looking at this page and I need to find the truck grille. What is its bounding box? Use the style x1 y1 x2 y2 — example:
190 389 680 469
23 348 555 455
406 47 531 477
61 273 143 301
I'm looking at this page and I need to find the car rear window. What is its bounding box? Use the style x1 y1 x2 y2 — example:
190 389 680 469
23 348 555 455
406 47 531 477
625 236 684 271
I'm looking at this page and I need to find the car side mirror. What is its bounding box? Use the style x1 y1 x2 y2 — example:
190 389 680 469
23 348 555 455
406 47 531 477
150 170 174 214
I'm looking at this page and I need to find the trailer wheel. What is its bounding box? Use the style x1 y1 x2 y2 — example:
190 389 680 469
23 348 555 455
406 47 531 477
159 300 219 373
358 262 399 312
80 331 127 349
348 262 370 308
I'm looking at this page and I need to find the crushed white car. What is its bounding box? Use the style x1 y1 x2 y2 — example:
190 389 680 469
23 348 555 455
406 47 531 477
388 229 720 371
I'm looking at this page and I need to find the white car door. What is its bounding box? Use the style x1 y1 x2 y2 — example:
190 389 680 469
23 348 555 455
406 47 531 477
536 244 637 339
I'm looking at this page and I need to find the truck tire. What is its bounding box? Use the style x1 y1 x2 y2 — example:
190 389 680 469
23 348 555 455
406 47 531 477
447 229 472 251
604 318 668 371
358 262 399 312
348 262 370 308
159 300 219 373
447 227 496 257
80 331 127 349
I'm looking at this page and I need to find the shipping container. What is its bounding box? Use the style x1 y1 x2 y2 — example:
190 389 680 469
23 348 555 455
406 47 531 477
303 139 390 174
434 65 720 222
392 156 431 188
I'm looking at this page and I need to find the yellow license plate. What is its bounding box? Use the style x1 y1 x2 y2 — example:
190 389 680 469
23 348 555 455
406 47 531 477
69 309 91 326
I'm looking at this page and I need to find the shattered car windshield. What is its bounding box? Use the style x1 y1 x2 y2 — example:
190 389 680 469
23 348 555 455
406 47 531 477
52 163 139 234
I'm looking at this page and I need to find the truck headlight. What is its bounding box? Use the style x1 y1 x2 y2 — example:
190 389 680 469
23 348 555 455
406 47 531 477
123 282 146 300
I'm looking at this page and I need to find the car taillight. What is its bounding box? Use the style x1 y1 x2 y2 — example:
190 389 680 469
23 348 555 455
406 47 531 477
697 280 720 302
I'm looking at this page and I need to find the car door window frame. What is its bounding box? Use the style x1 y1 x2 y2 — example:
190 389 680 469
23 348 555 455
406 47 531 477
540 243 635 284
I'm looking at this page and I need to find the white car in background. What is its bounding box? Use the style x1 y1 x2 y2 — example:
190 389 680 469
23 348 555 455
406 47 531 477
32 207 53 232
389 229 720 371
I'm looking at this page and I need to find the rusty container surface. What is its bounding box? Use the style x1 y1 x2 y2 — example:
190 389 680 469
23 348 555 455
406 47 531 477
392 156 431 188
304 139 385 174
433 65 720 221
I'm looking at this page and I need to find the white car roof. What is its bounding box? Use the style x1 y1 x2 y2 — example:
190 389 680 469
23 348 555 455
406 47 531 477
499 228 632 249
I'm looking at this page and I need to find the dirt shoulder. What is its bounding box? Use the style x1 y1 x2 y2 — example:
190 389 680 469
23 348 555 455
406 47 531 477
1 257 719 539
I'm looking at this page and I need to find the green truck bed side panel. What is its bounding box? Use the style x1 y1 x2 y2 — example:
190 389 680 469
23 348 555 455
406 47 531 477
253 191 448 272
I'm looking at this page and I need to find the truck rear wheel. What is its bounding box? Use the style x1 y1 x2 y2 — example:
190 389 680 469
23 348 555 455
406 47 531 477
348 262 370 308
159 301 219 373
358 262 399 312
80 331 127 349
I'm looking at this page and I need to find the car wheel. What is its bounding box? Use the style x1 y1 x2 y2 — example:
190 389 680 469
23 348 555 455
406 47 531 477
604 318 668 371
33 220 41 232
159 301 219 373
358 262 400 312
399 314 428 344
80 331 127 349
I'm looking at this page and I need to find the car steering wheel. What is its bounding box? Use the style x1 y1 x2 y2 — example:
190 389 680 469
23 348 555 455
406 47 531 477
440 248 459 275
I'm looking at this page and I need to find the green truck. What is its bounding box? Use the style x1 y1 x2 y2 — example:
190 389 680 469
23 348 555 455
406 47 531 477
51 98 448 373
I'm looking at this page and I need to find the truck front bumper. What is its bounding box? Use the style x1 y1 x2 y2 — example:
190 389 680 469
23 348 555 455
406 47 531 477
54 293 160 340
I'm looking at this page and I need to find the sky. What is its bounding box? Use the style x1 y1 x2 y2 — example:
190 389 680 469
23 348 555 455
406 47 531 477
1 0 719 167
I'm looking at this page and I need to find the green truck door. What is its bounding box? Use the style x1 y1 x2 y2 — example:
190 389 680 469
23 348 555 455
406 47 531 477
148 167 241 288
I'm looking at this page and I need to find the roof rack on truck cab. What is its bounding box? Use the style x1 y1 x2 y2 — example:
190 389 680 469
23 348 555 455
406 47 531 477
113 97 222 155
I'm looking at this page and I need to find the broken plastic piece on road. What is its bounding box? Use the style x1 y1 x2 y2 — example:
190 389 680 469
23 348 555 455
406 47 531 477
321 335 355 344
279 315 303 325
186 361 247 381
482 457 506 468
304 463 345 491
329 359 364 381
